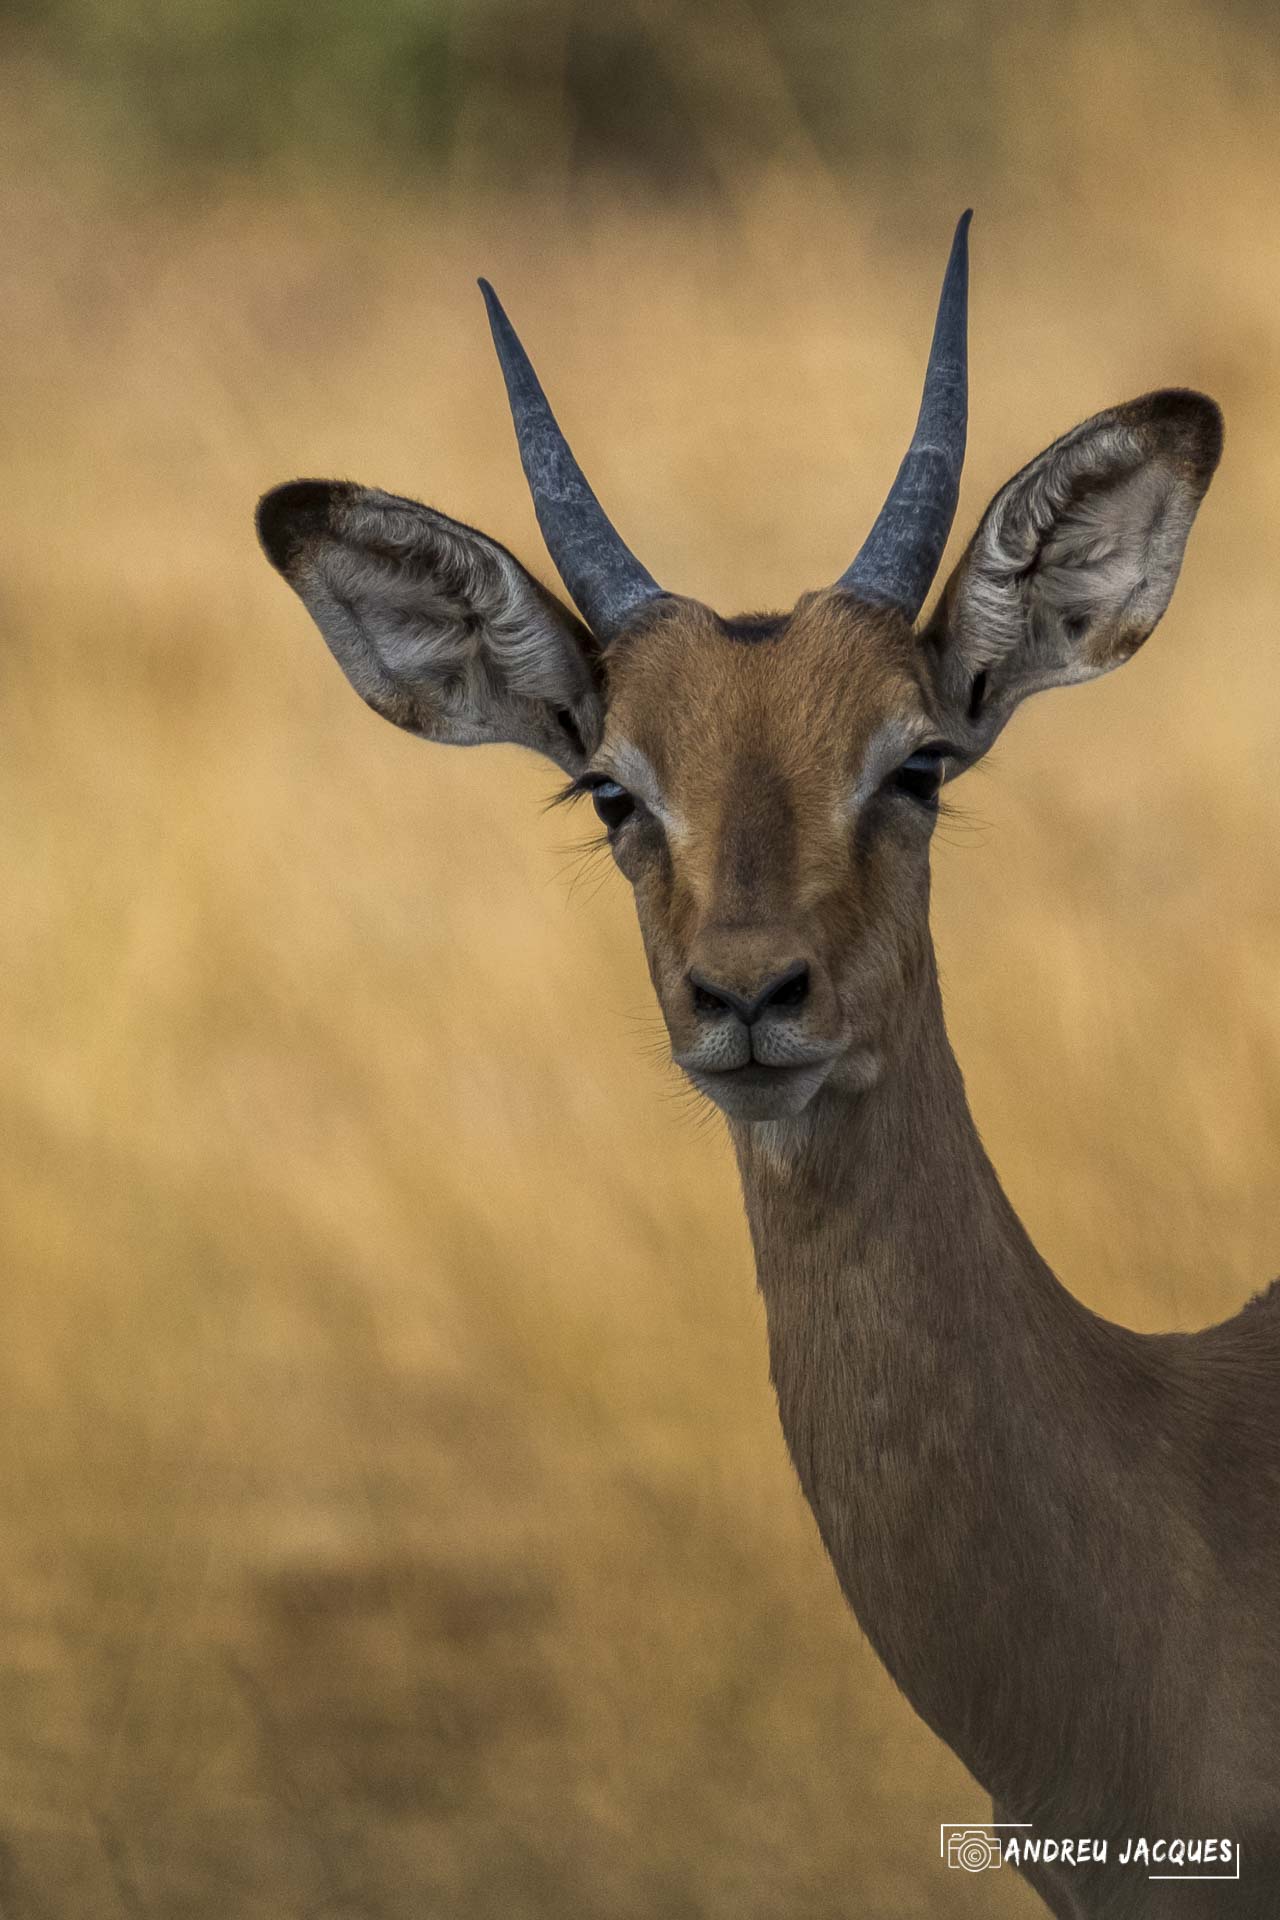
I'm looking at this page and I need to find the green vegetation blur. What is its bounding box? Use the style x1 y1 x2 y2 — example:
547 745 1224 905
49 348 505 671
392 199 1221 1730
23 0 1271 195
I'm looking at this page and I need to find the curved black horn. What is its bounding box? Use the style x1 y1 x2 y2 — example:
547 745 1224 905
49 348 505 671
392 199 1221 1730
837 211 971 621
479 279 665 643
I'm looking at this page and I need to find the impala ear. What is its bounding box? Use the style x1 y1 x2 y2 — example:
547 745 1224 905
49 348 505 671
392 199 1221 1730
256 480 604 774
924 389 1222 757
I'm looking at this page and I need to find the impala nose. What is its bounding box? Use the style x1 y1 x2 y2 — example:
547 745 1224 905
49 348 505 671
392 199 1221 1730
688 961 811 1026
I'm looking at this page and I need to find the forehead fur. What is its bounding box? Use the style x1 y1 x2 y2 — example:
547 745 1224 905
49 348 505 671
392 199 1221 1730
599 591 935 801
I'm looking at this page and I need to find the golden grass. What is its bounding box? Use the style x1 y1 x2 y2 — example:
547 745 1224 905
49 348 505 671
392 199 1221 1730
4 17 1280 1911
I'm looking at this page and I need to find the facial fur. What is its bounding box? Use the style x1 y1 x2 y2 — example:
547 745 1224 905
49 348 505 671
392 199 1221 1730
575 591 953 1122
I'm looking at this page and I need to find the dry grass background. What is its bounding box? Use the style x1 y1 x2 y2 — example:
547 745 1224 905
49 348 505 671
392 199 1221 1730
3 7 1280 1914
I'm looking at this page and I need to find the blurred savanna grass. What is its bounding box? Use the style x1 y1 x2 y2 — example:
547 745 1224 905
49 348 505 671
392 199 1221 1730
3 1 1280 1913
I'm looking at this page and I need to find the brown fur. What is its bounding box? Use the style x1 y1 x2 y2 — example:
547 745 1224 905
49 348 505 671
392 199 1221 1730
597 594 939 1114
258 384 1280 1915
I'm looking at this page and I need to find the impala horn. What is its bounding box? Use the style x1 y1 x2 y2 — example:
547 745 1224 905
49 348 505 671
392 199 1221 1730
481 211 970 640
836 210 971 622
479 279 666 644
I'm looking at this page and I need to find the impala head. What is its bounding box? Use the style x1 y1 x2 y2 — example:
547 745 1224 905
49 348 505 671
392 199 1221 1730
258 215 1221 1125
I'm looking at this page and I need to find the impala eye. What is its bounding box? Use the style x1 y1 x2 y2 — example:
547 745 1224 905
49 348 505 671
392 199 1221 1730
892 749 946 811
591 780 635 832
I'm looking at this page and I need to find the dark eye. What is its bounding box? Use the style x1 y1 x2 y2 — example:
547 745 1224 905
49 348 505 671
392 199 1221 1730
892 750 945 811
591 780 635 832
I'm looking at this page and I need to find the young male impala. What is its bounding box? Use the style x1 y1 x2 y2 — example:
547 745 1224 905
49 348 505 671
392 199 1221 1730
256 215 1280 1918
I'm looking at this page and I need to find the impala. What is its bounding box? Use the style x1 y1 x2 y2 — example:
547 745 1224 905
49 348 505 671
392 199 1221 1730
256 215 1280 1917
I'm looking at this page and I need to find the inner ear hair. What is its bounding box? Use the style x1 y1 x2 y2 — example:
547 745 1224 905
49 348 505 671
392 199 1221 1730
925 387 1222 749
256 479 604 773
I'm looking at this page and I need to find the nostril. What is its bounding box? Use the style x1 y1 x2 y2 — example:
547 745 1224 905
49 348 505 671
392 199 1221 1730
688 962 811 1026
761 962 810 1013
691 976 734 1018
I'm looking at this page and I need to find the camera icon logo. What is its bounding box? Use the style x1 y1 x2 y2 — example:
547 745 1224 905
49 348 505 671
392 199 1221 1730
945 1827 1004 1872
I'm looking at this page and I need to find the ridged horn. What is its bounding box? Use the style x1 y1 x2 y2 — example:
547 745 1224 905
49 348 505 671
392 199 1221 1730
837 211 971 621
479 279 665 643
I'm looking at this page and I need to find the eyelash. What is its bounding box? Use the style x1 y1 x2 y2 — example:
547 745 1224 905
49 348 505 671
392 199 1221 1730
558 771 639 835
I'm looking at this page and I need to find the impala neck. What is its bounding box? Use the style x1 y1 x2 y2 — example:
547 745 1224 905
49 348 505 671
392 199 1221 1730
730 956 1171 1822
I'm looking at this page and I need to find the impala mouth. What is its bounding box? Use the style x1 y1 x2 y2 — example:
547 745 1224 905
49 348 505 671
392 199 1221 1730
683 1055 836 1121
